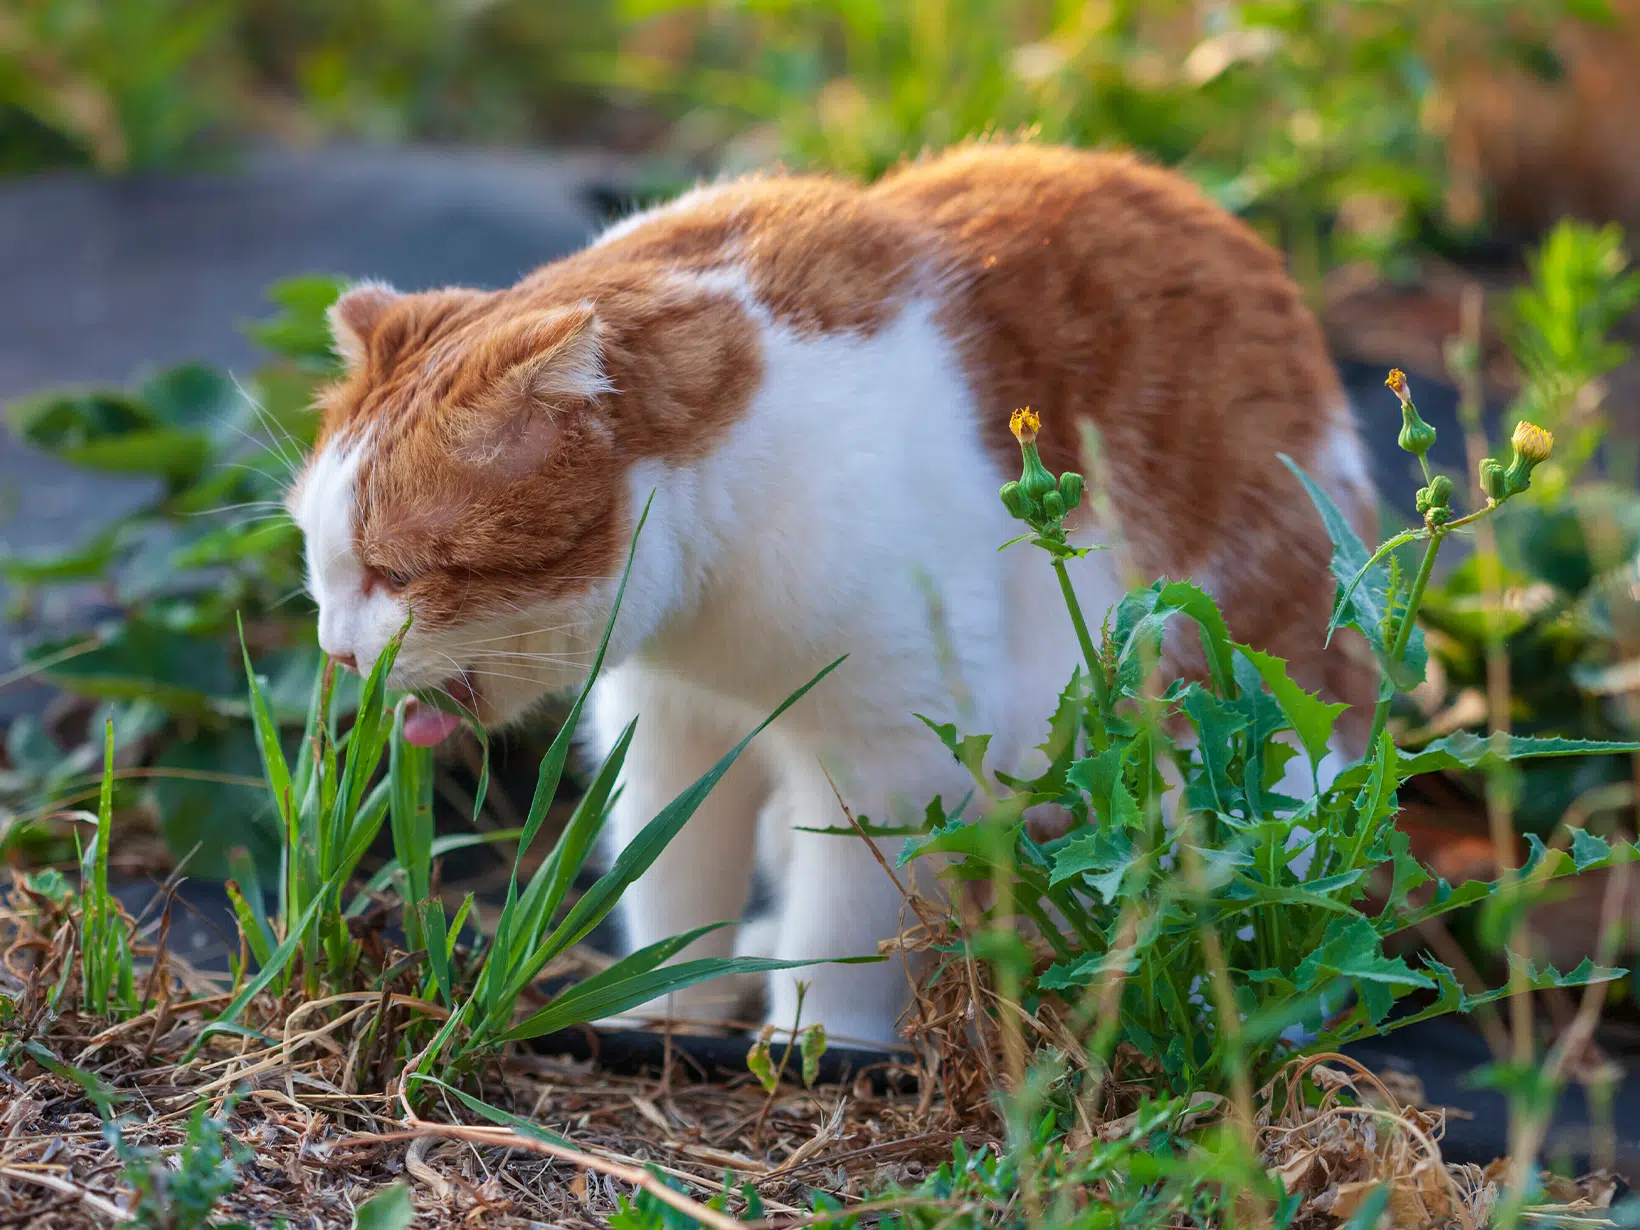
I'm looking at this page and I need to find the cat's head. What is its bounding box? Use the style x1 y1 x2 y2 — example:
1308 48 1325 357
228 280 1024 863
288 281 630 746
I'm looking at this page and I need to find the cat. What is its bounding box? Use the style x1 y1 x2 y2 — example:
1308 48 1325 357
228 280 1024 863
288 140 1378 1048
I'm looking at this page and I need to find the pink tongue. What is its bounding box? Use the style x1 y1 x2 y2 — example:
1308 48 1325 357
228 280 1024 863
402 700 464 747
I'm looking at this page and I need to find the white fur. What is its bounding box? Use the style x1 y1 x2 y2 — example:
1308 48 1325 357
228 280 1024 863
573 289 1126 1046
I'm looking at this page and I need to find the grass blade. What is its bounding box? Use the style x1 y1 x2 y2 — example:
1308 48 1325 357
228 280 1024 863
501 952 877 1042
495 656 846 1015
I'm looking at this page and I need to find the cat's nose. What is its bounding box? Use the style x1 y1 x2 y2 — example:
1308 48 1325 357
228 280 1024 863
332 652 359 673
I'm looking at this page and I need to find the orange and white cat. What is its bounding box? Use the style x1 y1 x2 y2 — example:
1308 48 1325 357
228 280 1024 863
290 142 1377 1046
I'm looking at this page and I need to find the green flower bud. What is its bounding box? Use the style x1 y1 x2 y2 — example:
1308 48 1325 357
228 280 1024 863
1000 480 1030 520
1479 457 1508 502
1427 505 1453 527
1425 474 1452 510
1415 486 1432 515
1398 402 1437 460
1043 489 1064 522
1058 471 1084 512
1388 369 1436 459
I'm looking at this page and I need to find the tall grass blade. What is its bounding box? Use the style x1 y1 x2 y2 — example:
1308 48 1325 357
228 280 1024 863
493 656 845 1017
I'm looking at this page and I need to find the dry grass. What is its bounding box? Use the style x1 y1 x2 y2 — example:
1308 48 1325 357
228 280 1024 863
0 872 1626 1229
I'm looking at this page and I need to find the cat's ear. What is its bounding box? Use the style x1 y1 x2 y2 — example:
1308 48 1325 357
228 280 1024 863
327 281 400 368
504 303 611 404
452 304 609 479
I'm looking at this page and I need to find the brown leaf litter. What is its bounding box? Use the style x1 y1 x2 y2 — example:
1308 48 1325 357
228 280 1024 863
0 871 1626 1228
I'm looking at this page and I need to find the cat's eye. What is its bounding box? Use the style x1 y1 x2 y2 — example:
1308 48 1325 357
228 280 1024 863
368 566 413 594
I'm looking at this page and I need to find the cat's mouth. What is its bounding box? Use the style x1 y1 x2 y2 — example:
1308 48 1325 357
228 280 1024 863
402 676 479 748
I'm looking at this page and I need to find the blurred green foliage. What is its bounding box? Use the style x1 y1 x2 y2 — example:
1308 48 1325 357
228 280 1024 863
1416 220 1640 834
0 277 341 875
1 0 1613 279
609 0 1607 278
0 0 622 174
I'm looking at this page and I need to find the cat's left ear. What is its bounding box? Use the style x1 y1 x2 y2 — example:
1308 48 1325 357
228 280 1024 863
452 304 610 478
327 280 400 368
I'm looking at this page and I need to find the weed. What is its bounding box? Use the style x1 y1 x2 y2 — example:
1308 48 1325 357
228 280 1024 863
109 1093 248 1230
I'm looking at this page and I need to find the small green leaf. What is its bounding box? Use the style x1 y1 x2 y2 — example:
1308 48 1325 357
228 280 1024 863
1295 916 1434 1023
747 1027 777 1093
800 1023 827 1088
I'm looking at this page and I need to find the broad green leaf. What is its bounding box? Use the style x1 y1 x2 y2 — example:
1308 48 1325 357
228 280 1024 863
1328 529 1425 643
1294 916 1433 1023
1039 936 1150 991
1110 580 1237 697
351 1183 414 1230
33 619 239 713
1181 685 1246 814
1155 580 1236 694
1569 827 1611 871
1234 645 1348 770
138 363 246 432
1049 825 1138 899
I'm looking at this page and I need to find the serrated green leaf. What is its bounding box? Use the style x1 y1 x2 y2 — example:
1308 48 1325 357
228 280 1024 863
1066 745 1142 832
1295 916 1433 1023
1181 685 1246 815
1234 644 1349 770
1401 731 1640 775
916 713 992 785
1569 827 1612 871
1050 825 1138 899
1281 452 1425 679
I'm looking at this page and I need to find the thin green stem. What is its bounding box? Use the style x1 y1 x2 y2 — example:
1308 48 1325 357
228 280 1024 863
1052 554 1110 750
1366 529 1445 751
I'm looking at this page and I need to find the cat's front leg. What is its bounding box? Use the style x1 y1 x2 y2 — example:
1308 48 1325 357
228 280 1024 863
593 667 769 1029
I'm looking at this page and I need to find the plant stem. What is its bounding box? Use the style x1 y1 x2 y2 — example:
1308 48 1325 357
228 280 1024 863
1366 529 1444 751
1052 554 1110 750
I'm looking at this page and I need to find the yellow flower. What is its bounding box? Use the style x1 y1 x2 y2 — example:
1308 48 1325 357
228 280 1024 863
1385 368 1410 406
1010 406 1041 444
1511 420 1553 464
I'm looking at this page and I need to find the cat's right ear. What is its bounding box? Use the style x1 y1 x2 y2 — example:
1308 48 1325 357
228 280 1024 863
327 281 400 369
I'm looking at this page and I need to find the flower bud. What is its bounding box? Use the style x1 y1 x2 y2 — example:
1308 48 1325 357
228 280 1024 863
1058 471 1084 511
1398 402 1437 460
1425 474 1453 510
1415 486 1432 515
1000 480 1030 520
1043 489 1065 521
1501 420 1554 497
1479 457 1508 502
